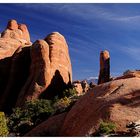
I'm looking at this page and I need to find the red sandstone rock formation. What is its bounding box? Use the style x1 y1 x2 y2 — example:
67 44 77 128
18 24 30 44
59 77 140 136
16 32 72 106
98 50 110 84
0 46 31 112
1 19 31 45
0 19 31 60
0 20 31 111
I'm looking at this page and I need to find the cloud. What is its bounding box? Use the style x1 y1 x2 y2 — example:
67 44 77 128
115 15 140 22
120 46 140 61
13 4 120 20
16 3 140 30
86 76 98 80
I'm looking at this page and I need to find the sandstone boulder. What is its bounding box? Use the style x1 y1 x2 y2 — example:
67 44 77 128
114 70 140 81
16 32 72 106
72 80 89 95
59 77 140 136
25 112 67 136
72 81 83 95
98 50 110 85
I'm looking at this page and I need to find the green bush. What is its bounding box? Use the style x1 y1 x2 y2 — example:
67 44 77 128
0 112 9 136
25 99 54 118
63 87 77 98
7 87 79 136
8 107 33 135
98 121 116 135
53 97 71 113
7 99 54 136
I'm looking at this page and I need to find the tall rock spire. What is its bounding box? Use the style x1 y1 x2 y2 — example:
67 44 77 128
98 50 110 84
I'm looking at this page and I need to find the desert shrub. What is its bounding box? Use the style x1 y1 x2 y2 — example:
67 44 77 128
7 107 33 135
123 69 131 75
7 99 54 136
63 87 77 98
0 112 9 137
53 97 71 113
7 88 79 136
25 99 54 119
98 121 116 135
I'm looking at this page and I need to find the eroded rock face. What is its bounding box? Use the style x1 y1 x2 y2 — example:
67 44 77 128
1 19 31 46
45 32 72 83
0 47 31 112
16 32 72 106
98 50 110 85
59 77 140 136
0 20 31 111
0 19 31 60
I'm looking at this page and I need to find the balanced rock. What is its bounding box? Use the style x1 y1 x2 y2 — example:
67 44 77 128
59 77 140 136
98 50 110 84
16 32 72 106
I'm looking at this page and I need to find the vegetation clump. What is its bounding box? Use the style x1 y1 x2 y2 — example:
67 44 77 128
0 112 9 136
98 121 116 135
7 99 54 136
7 87 79 136
62 87 77 98
53 96 71 113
